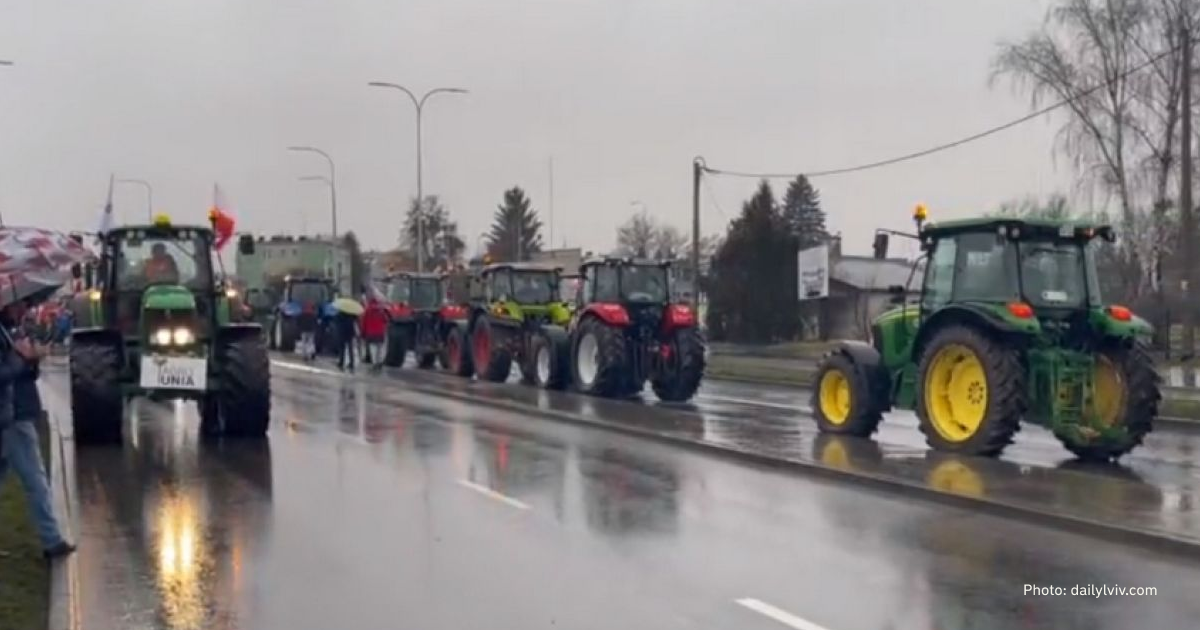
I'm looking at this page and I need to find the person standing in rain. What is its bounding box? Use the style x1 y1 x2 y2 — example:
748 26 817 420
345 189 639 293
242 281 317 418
335 303 360 372
0 297 75 559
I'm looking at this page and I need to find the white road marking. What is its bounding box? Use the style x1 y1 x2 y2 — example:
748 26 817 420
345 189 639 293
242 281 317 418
457 480 531 511
735 598 832 630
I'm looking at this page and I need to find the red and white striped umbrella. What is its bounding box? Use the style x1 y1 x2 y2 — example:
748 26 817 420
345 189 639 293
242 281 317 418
0 227 95 274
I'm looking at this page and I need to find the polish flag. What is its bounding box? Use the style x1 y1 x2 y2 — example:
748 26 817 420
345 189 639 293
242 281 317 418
208 183 236 250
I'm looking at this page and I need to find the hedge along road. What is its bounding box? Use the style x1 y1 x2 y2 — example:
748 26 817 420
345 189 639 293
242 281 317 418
42 363 1200 630
271 355 1200 552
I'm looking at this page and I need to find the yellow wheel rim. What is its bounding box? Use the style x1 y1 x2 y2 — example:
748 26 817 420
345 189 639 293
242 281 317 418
924 344 988 442
1090 355 1126 429
818 369 852 425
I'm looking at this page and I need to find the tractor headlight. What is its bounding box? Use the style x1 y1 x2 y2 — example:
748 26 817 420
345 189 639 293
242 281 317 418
172 327 194 345
153 329 173 346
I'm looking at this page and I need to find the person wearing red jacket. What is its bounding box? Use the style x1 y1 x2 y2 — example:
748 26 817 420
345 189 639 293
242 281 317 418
360 290 389 369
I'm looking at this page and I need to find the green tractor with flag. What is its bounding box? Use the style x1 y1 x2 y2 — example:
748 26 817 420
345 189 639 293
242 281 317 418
68 211 270 444
811 204 1160 461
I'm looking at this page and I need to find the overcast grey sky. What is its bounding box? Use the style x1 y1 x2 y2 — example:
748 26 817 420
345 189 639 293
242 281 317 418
0 0 1069 256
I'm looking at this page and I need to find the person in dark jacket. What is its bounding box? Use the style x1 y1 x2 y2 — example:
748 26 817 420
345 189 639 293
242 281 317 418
0 298 75 559
334 309 359 372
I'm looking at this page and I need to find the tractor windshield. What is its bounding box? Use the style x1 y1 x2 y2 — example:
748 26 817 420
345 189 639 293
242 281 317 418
621 265 669 303
115 231 211 291
1018 240 1096 309
289 282 330 306
510 271 557 304
411 278 444 309
386 279 411 303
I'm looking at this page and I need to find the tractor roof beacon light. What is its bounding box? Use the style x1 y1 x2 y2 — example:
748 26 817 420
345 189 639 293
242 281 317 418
153 213 172 228
913 203 928 231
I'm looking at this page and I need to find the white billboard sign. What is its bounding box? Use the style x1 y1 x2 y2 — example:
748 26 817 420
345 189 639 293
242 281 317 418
797 244 829 300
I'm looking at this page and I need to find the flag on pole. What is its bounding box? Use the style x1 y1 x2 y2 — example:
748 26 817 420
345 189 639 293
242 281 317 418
97 174 115 234
208 183 236 250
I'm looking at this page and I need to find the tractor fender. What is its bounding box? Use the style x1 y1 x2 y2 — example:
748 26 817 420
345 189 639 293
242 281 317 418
828 340 890 405
912 304 1035 360
216 323 264 345
581 303 631 327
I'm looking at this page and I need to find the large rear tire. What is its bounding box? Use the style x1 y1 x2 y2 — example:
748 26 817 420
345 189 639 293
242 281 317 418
472 318 512 382
70 340 124 444
650 327 706 402
571 318 627 397
211 335 272 438
1057 342 1158 461
446 325 473 377
811 351 886 436
915 325 1024 457
384 323 409 368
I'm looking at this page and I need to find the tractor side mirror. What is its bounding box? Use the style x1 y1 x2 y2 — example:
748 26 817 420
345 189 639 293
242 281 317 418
238 234 256 256
872 233 889 259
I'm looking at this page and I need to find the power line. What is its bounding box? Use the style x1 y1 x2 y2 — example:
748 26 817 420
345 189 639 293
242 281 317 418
701 176 730 221
702 39 1185 180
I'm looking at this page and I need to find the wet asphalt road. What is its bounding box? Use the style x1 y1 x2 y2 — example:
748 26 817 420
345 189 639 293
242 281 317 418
44 363 1200 630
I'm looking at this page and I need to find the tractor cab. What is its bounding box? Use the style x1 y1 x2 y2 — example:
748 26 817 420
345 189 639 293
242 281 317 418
475 263 561 306
576 257 684 335
281 276 333 317
381 272 446 315
89 218 218 350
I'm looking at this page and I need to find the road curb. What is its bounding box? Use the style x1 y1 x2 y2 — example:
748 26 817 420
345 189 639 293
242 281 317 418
272 359 1200 558
44 394 79 630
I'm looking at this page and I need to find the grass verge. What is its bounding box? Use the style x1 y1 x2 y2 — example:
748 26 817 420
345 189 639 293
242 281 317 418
0 476 49 630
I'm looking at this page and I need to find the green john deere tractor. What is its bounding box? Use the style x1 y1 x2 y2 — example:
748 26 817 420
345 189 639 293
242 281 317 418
68 215 270 444
812 205 1160 461
446 263 573 387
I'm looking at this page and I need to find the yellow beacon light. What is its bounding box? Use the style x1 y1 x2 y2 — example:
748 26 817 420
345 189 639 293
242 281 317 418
913 203 928 221
153 213 172 227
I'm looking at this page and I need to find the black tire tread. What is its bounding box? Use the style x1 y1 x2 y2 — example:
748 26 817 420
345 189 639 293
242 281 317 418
572 318 627 397
69 341 124 444
216 336 272 438
651 327 706 402
473 318 512 382
1057 341 1159 461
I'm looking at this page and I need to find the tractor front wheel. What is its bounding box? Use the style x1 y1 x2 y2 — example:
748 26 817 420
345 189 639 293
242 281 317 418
208 335 272 438
70 340 124 444
472 318 512 382
651 328 706 402
1059 343 1158 461
915 326 1024 457
571 318 627 397
811 351 885 436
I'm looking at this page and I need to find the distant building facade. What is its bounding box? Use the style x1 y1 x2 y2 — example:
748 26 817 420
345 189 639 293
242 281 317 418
236 235 352 296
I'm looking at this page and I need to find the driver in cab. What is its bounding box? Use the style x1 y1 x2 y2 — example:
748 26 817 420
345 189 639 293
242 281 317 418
142 243 180 285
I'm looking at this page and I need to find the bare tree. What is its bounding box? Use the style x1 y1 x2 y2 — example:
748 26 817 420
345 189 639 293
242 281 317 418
988 0 1195 300
615 209 658 258
653 225 689 260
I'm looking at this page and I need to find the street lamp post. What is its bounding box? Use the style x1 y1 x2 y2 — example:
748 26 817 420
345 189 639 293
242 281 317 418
116 178 154 220
367 82 467 272
287 146 337 239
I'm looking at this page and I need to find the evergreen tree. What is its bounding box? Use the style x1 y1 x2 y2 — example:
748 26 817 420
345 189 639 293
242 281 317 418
708 180 799 342
487 187 543 262
781 175 828 249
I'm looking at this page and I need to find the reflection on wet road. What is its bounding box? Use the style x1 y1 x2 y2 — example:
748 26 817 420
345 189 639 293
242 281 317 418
45 365 1200 630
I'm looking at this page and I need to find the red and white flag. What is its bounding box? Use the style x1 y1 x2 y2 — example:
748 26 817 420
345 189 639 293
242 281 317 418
208 183 236 250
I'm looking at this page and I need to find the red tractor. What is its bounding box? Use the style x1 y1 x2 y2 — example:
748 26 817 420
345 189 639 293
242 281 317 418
376 272 468 368
567 258 705 401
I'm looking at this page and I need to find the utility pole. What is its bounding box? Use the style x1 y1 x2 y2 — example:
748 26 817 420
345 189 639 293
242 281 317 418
1182 22 1196 359
691 157 704 308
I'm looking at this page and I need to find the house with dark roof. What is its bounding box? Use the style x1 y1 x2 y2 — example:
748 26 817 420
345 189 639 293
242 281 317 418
811 255 922 340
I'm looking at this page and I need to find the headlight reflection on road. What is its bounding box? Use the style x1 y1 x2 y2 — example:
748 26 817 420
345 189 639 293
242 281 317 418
156 492 205 630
